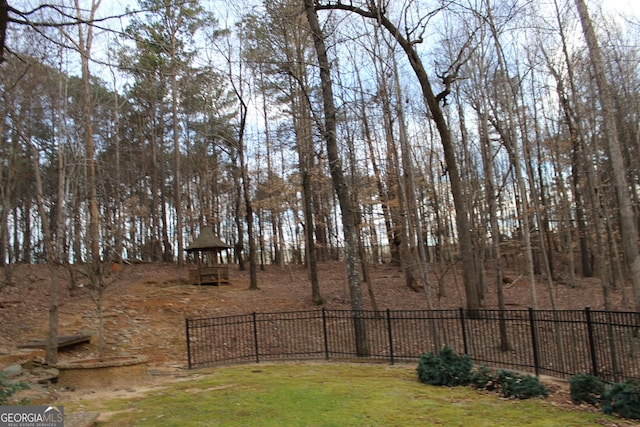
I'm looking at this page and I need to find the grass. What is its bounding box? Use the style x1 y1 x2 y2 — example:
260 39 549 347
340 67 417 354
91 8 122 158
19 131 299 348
59 363 620 426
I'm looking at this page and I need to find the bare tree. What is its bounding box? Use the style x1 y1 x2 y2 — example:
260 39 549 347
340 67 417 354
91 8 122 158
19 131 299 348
482 0 538 308
313 0 483 310
574 0 640 312
241 0 324 302
10 104 59 362
222 24 259 290
304 0 368 355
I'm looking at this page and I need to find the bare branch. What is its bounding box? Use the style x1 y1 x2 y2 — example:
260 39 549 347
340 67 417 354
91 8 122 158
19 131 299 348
0 0 192 63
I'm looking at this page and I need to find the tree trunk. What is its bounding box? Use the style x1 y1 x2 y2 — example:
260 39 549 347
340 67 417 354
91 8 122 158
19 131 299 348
171 70 183 265
236 92 258 290
76 0 107 358
314 2 482 310
0 121 17 268
378 72 406 272
286 35 322 303
16 120 58 364
294 85 322 303
111 74 123 262
242 156 258 289
543 5 594 278
574 0 640 312
232 152 245 271
478 95 510 350
391 56 432 306
78 11 100 266
484 0 537 308
304 0 368 355
521 72 558 309
357 70 394 265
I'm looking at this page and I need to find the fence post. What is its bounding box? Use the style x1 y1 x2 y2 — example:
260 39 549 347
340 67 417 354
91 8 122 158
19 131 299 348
185 318 192 369
528 308 540 376
252 312 260 363
459 307 468 355
386 309 395 365
585 307 599 377
322 308 329 360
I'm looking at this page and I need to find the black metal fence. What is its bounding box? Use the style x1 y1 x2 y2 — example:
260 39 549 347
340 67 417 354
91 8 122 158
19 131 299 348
185 308 640 383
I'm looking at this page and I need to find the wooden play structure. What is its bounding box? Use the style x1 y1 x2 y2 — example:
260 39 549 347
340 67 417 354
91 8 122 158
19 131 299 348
185 227 230 285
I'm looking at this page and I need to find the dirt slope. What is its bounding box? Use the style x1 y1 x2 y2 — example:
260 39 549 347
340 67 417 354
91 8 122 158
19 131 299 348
0 261 630 367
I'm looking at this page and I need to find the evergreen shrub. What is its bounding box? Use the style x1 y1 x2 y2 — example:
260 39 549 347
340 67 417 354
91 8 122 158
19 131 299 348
416 346 473 387
496 370 548 399
601 380 640 420
470 365 498 391
569 373 604 405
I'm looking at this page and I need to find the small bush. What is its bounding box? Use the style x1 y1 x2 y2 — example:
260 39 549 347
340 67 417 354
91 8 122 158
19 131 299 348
470 365 498 391
416 346 473 387
416 350 549 400
0 372 28 405
601 380 640 420
496 370 548 399
569 373 604 405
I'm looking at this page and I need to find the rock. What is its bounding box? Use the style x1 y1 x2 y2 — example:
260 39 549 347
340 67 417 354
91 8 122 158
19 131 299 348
2 363 23 378
43 367 60 377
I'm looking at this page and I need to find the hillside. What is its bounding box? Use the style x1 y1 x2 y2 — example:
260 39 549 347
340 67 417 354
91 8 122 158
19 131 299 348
0 261 629 367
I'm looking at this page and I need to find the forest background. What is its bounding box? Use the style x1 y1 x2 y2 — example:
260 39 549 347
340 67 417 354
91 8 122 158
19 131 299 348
2 0 640 361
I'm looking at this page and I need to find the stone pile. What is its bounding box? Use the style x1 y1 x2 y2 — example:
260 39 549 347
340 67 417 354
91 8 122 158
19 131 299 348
1 350 60 404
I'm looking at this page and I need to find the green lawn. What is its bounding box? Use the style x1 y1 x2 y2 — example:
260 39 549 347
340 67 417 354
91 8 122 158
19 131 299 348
60 363 621 426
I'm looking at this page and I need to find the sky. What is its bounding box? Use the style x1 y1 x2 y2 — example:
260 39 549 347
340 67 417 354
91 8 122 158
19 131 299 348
597 0 640 19
93 0 640 27
69 0 640 81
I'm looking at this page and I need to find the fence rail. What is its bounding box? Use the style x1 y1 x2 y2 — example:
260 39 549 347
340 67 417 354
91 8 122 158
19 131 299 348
185 308 640 382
